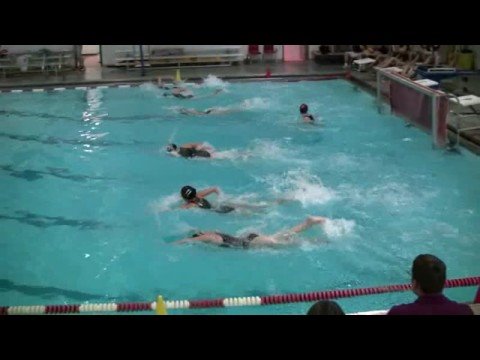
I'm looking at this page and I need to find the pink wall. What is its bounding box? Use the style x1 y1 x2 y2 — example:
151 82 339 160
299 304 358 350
283 45 306 61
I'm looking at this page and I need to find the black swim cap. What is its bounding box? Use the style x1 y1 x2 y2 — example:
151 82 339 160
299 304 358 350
167 144 177 152
300 104 308 114
181 186 197 200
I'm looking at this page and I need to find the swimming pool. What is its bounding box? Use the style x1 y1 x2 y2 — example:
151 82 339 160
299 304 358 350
1 77 479 315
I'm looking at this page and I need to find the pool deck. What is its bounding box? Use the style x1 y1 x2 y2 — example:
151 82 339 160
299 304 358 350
1 59 479 154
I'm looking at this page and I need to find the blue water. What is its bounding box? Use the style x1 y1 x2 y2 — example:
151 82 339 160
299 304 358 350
0 78 479 315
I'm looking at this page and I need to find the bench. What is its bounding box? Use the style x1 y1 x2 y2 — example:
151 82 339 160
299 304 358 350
0 52 73 77
115 47 243 69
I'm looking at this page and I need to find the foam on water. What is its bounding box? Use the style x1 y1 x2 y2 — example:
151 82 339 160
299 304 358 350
263 169 337 207
201 75 229 89
323 218 356 238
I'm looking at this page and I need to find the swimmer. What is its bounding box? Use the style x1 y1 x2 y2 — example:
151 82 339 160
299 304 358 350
166 142 214 158
164 86 223 99
165 87 195 99
299 104 315 123
175 216 328 249
180 186 235 213
179 185 289 214
179 107 239 116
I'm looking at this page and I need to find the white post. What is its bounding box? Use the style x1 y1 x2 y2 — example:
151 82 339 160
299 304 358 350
376 70 381 112
432 95 438 148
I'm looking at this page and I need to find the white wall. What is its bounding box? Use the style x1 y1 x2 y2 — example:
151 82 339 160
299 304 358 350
82 45 99 55
101 45 284 66
2 45 74 53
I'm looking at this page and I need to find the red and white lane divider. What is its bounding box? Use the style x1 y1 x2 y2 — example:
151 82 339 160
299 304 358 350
1 276 478 315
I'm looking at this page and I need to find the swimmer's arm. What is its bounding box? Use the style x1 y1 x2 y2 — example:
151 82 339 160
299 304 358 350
174 234 212 244
182 109 204 115
181 143 204 149
303 115 315 123
181 203 197 209
197 187 220 198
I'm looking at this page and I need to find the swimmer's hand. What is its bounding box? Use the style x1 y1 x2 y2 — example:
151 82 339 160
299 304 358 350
307 216 327 225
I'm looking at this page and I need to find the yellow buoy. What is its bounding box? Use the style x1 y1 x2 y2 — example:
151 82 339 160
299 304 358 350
155 295 168 315
175 69 182 83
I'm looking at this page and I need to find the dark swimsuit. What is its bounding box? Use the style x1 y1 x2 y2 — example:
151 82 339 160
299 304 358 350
178 147 211 158
192 198 235 214
217 233 259 249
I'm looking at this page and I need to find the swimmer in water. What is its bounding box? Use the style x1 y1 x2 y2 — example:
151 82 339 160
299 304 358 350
166 142 214 158
175 216 329 249
164 87 195 99
179 185 289 214
162 82 223 99
179 107 239 116
299 103 315 124
180 186 235 213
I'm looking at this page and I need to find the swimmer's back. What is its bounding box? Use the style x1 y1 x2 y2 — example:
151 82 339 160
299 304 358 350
217 233 257 248
179 147 211 158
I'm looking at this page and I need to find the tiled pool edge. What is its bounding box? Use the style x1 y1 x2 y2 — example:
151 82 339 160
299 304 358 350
0 73 345 93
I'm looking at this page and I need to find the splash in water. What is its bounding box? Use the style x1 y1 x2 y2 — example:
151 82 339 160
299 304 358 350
241 97 271 110
261 168 337 207
201 75 229 89
323 218 356 238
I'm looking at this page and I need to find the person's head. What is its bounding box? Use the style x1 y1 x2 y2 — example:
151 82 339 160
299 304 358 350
181 185 197 201
307 301 345 315
166 143 178 153
299 104 309 114
411 254 446 296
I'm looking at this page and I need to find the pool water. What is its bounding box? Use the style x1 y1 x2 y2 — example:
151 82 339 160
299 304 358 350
0 78 479 315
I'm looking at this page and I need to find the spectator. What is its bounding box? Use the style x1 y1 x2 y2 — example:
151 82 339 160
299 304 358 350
388 254 474 315
474 287 480 304
344 45 366 68
377 45 411 68
307 301 345 315
73 45 85 71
